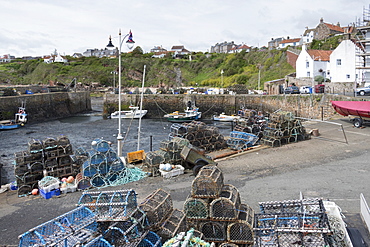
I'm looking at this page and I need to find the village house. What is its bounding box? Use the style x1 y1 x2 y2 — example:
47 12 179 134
210 41 235 53
150 46 167 53
229 44 251 53
151 46 169 58
268 37 284 50
278 38 301 49
170 45 190 58
295 38 359 84
82 48 118 58
0 54 15 63
43 54 68 63
295 44 332 79
301 28 315 44
72 53 83 58
313 18 345 40
328 39 357 83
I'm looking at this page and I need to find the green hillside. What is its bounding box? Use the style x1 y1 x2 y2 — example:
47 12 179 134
0 47 295 90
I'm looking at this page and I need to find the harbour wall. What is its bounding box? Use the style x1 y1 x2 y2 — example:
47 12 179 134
0 92 91 123
104 93 365 120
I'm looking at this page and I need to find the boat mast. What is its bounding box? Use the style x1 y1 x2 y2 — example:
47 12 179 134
137 65 146 151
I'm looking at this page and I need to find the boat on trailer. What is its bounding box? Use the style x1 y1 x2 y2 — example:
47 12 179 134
331 100 370 127
0 104 27 130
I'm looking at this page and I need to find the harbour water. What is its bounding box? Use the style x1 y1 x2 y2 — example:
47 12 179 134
0 109 233 184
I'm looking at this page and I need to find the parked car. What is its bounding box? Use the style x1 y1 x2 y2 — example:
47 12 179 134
300 86 312 94
315 84 325 93
284 86 300 94
356 85 370 96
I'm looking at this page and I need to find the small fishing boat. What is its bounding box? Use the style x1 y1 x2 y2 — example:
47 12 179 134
331 100 370 127
110 106 147 119
164 101 201 122
213 113 240 122
0 104 27 130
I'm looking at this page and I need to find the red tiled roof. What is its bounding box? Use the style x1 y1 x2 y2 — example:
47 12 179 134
307 50 332 61
231 44 251 50
171 45 184 50
280 38 301 44
238 44 250 49
324 23 344 33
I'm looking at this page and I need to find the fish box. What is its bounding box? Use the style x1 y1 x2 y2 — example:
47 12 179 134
40 188 61 199
127 150 145 163
160 165 184 178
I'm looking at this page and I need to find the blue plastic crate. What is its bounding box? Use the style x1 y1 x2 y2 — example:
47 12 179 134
40 188 60 199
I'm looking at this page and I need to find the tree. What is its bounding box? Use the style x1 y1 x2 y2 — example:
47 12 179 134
132 46 144 56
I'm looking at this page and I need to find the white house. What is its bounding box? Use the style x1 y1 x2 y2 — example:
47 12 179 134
0 54 15 62
329 39 357 83
301 28 315 44
43 54 68 63
296 44 332 79
170 45 190 55
229 44 251 53
278 38 301 49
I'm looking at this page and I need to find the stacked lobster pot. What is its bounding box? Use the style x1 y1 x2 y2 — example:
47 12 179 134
226 131 259 151
254 198 339 246
260 111 309 147
14 135 79 197
79 138 146 188
143 137 190 176
139 188 188 242
233 109 267 138
169 121 227 152
184 165 255 246
43 136 78 180
19 189 162 247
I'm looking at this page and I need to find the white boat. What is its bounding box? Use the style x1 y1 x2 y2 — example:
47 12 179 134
111 106 147 119
0 104 27 130
164 102 201 122
213 113 240 122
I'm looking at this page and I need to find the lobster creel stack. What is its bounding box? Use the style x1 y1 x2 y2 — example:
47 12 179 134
260 111 309 147
184 165 255 246
139 188 188 242
78 138 146 189
169 121 227 152
14 135 80 197
254 198 342 246
143 137 190 176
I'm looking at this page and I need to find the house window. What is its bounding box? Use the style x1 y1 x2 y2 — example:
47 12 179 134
306 62 309 68
346 74 350 79
337 59 342 65
307 72 310 77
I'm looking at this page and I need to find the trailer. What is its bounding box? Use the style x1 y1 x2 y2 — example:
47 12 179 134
331 101 370 128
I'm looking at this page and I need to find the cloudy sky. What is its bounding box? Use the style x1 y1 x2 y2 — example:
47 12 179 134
1 0 369 57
